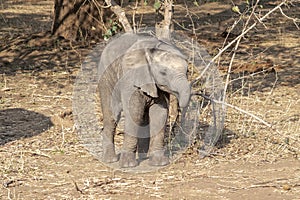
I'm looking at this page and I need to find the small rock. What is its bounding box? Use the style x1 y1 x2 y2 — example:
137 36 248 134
282 184 291 191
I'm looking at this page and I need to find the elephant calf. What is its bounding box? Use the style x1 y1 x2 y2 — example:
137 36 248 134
98 33 191 168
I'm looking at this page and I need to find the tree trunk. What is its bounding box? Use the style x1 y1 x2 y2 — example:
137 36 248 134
52 0 113 41
155 0 173 40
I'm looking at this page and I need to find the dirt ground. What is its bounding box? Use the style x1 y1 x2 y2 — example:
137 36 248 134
0 0 299 199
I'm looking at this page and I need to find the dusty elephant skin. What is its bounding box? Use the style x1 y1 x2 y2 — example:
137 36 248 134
98 33 191 168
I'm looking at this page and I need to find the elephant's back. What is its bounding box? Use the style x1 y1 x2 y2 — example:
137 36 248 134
98 33 159 78
99 33 141 71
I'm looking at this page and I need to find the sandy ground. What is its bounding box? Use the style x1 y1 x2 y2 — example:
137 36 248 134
0 0 299 199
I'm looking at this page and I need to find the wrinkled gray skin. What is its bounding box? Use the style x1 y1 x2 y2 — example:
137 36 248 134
98 33 191 168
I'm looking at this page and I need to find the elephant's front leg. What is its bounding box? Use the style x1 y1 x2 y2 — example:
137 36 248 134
120 91 149 168
148 98 170 166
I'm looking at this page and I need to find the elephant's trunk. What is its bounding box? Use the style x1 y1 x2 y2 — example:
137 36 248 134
171 77 191 108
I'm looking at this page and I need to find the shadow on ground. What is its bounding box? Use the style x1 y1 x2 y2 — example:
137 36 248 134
0 108 53 145
0 32 90 76
0 0 91 76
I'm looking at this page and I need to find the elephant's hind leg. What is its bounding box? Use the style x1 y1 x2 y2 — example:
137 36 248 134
100 86 119 163
102 116 119 163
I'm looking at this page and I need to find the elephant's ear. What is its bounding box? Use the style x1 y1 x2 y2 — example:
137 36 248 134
134 68 158 98
122 49 158 98
144 48 155 64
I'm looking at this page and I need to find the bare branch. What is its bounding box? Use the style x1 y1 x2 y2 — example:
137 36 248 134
222 0 260 102
193 93 272 128
105 0 133 33
183 0 196 35
278 6 300 29
132 0 139 33
192 0 288 85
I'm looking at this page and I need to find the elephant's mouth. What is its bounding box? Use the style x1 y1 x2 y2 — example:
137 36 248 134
157 84 179 98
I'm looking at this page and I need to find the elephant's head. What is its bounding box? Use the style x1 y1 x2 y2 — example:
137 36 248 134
144 46 191 108
121 37 191 109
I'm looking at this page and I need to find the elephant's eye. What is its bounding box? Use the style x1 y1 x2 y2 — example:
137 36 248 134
159 68 167 76
160 71 167 76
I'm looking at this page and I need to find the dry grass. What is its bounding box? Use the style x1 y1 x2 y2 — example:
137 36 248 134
0 0 300 199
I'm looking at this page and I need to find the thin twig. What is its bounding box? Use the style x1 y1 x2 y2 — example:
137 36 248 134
172 19 193 32
192 0 288 85
278 6 300 29
105 0 133 33
223 0 260 102
183 0 196 35
33 94 72 99
73 181 84 194
193 92 272 128
19 150 52 158
132 0 139 33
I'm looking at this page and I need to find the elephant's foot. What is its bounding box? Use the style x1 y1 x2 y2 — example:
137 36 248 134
148 150 169 166
119 151 138 168
103 145 118 163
